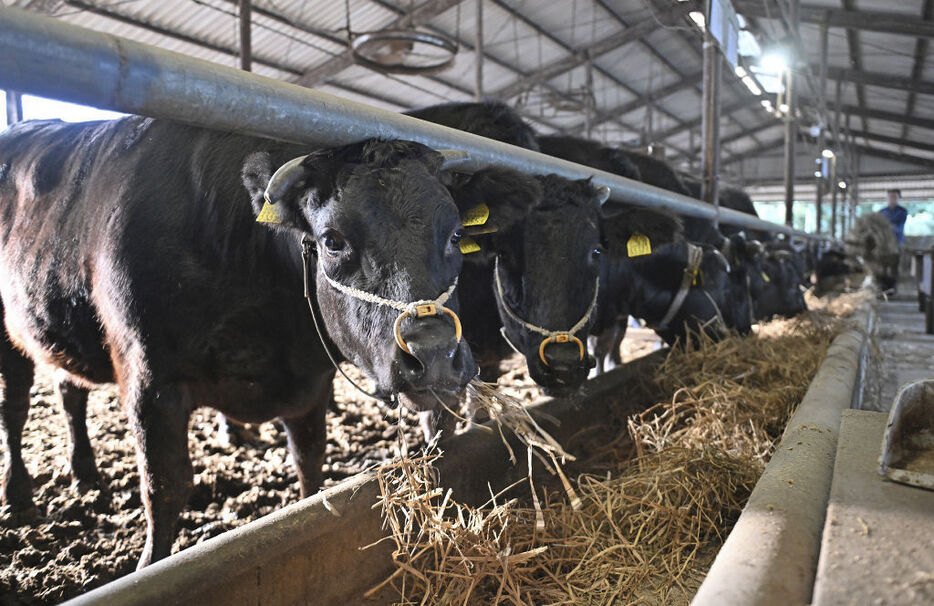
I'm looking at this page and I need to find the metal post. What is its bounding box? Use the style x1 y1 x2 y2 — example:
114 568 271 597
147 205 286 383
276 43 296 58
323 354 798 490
840 182 848 239
585 52 594 138
0 5 826 241
239 0 251 72
831 79 841 238
474 0 483 100
784 0 800 227
701 24 722 228
4 89 22 125
814 19 828 234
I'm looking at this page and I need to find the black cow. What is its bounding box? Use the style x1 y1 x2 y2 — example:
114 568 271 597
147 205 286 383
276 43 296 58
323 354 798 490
535 136 752 343
0 117 515 567
749 248 808 319
590 239 753 372
407 104 682 396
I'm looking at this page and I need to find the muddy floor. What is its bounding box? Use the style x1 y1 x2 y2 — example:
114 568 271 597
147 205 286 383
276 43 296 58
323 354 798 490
0 332 659 605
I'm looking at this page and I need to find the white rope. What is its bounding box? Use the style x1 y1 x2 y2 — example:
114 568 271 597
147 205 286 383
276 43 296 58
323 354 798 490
701 288 727 332
493 257 599 339
320 268 458 315
655 242 704 330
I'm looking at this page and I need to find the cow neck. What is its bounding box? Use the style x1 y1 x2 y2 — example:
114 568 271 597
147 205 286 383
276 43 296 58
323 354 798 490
493 256 599 340
652 242 704 331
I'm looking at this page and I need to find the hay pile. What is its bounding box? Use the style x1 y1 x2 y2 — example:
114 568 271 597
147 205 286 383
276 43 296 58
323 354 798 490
370 295 864 605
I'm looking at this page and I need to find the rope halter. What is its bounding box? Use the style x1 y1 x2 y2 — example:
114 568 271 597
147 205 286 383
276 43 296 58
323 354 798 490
314 251 462 356
654 242 704 331
493 257 598 367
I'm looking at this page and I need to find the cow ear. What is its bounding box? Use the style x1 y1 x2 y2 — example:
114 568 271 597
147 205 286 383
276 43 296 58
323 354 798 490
449 167 542 239
600 204 682 257
243 150 340 232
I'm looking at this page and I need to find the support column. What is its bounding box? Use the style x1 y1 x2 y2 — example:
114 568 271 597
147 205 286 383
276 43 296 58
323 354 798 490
815 19 829 234
701 23 722 227
474 0 484 101
239 0 251 72
4 90 23 125
830 79 841 238
784 0 800 227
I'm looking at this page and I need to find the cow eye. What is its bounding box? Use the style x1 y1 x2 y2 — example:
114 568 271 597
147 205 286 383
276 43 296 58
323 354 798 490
323 233 346 255
450 229 464 245
591 247 603 260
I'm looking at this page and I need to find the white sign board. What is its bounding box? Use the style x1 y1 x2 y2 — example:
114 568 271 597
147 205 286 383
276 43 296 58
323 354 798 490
708 0 740 67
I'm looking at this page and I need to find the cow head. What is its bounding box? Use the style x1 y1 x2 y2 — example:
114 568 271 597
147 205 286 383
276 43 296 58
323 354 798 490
243 140 480 413
704 247 753 336
754 249 808 319
452 171 681 394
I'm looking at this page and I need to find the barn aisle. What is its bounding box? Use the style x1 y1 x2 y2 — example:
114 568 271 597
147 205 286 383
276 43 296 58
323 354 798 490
870 283 934 412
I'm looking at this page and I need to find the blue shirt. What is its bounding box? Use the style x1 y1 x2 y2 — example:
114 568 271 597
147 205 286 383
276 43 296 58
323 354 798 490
879 205 908 243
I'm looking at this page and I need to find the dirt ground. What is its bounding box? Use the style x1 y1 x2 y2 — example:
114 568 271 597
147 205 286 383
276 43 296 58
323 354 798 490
0 331 659 605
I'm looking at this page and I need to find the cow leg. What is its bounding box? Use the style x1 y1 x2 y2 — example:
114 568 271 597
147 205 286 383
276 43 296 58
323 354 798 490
0 337 36 515
125 383 193 569
54 370 103 491
279 373 333 497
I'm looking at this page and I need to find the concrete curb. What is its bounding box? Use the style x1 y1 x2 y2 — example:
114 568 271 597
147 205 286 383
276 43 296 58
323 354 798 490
692 305 875 606
64 350 665 606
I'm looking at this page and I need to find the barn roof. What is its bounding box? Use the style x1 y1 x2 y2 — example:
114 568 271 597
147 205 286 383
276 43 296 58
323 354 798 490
7 0 934 187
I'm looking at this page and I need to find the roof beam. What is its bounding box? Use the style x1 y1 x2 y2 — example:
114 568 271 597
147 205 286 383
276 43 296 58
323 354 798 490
694 117 782 154
588 72 704 130
798 98 934 132
854 144 934 170
734 0 934 38
487 0 697 152
840 0 868 133
848 129 934 155
493 13 668 100
295 0 465 87
632 0 760 145
58 1 438 119
722 130 934 171
901 0 934 140
654 97 763 142
814 64 934 96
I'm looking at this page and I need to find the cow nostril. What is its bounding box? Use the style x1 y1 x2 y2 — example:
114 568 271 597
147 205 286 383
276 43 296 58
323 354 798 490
398 350 426 382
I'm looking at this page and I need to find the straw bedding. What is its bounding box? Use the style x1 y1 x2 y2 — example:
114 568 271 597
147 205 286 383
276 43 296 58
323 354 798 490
369 293 869 605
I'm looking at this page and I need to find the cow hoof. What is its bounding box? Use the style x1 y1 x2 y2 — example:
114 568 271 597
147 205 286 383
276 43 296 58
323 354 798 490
72 471 111 498
0 503 40 526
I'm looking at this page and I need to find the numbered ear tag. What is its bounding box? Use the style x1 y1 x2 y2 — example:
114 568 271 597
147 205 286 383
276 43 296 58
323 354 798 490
462 203 490 227
459 237 481 254
466 224 499 236
626 233 652 257
761 271 771 283
692 269 703 286
256 201 283 224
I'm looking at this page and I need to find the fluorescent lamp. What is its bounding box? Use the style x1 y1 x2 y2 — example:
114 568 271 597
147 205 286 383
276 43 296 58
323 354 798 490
760 51 787 75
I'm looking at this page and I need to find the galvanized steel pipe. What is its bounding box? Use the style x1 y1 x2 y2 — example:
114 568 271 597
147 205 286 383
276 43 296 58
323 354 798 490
0 6 825 240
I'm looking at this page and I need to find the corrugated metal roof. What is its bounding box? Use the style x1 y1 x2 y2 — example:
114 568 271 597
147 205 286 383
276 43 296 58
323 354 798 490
5 0 934 185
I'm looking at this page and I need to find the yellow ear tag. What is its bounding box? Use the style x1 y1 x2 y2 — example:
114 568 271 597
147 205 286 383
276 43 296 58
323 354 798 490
459 237 481 254
692 269 703 287
626 233 652 257
462 203 490 227
761 271 771 283
256 200 283 224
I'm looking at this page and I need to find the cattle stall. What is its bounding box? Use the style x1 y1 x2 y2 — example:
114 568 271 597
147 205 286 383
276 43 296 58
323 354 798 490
1 2 933 606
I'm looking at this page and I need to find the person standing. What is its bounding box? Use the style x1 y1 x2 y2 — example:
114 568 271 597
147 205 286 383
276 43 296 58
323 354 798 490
879 188 909 244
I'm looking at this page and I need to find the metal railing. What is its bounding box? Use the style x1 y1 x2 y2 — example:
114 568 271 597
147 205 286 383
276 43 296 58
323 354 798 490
0 6 826 241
